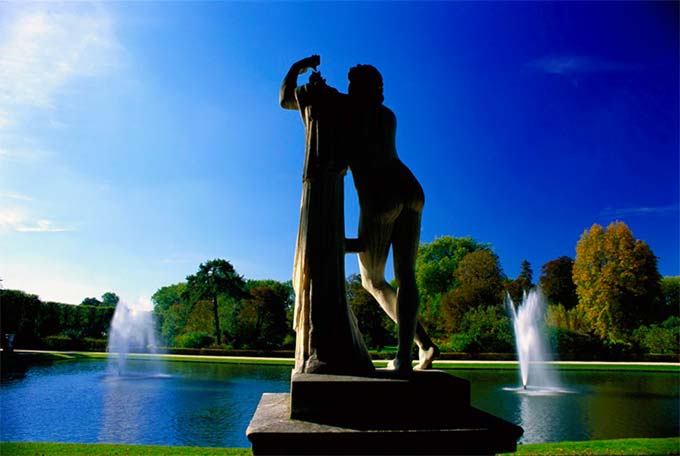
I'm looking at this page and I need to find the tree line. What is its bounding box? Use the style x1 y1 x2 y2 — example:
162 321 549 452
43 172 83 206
2 221 678 357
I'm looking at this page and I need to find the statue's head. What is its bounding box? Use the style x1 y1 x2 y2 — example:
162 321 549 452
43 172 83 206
348 64 384 104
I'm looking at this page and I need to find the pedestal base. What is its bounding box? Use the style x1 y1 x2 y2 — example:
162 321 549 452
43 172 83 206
247 370 523 455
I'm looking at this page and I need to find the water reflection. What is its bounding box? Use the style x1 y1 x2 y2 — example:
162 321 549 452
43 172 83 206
1 359 677 447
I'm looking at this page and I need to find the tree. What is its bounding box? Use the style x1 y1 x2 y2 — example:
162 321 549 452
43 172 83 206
539 256 578 309
517 260 533 291
235 285 289 348
101 292 120 307
415 236 490 333
81 297 102 307
185 259 246 345
441 250 505 331
152 283 189 346
504 260 534 305
416 236 491 297
660 276 680 320
573 222 662 341
346 274 395 349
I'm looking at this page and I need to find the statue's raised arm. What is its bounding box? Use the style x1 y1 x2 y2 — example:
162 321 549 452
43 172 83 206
279 55 320 110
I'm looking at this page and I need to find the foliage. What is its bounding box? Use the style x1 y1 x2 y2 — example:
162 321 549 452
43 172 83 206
231 284 289 348
416 236 490 297
416 236 491 333
633 316 680 355
1 289 114 349
660 276 680 320
175 331 215 349
152 283 190 346
101 292 120 307
346 274 396 349
184 259 246 345
448 306 513 353
547 327 601 360
441 250 505 332
573 222 662 341
540 256 578 309
546 304 589 333
81 297 102 306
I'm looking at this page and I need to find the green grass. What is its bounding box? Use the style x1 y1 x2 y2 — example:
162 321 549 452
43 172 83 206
433 361 680 373
0 442 252 455
2 438 678 456
505 437 680 455
8 351 679 372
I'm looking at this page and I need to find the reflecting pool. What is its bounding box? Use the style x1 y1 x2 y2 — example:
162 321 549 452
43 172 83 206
1 359 677 447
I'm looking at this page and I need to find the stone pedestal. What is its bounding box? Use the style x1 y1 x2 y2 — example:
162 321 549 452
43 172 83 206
247 370 523 455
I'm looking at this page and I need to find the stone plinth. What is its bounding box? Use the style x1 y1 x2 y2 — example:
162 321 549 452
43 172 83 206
247 370 523 455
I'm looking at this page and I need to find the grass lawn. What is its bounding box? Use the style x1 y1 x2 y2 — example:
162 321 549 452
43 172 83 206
2 438 679 455
507 437 680 455
11 351 679 372
0 442 251 455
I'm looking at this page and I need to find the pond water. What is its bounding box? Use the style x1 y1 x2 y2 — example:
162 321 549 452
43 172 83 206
1 359 678 447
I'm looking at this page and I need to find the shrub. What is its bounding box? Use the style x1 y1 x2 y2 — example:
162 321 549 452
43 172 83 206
634 317 680 355
548 327 600 360
447 306 513 353
176 331 215 349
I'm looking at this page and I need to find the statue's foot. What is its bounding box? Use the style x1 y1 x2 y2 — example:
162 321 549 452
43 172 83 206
387 358 413 373
415 345 440 370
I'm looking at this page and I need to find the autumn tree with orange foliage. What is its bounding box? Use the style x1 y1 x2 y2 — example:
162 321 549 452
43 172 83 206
573 221 662 342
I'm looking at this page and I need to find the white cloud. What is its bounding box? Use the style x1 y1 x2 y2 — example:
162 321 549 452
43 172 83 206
15 219 71 233
528 56 638 76
0 208 71 233
0 191 32 201
0 6 121 113
600 205 679 218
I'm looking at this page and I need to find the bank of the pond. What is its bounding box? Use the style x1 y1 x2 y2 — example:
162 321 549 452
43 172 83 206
6 350 680 372
1 438 678 456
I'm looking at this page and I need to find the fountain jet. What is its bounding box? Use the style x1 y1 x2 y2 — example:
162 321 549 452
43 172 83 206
107 298 160 375
507 288 557 390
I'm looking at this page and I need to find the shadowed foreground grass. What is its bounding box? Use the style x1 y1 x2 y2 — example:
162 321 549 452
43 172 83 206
505 437 680 455
2 438 678 455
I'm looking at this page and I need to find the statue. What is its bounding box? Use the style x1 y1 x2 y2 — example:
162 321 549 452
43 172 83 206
280 55 439 374
281 55 374 375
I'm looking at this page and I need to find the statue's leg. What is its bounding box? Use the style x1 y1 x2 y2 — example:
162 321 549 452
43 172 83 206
358 210 438 369
390 207 423 371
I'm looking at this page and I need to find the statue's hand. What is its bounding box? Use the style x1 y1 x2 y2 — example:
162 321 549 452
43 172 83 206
295 55 320 74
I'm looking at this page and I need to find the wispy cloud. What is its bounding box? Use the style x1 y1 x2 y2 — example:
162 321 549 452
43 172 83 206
528 56 639 76
0 209 72 233
0 191 32 201
0 6 121 114
0 4 123 163
600 204 679 218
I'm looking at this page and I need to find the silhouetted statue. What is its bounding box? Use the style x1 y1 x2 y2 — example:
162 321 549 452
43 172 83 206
281 55 374 375
344 64 439 372
281 55 438 374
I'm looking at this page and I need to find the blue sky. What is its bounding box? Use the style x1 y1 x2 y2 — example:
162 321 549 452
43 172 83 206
1 1 677 305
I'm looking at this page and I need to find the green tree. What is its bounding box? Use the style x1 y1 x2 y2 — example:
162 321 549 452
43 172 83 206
660 276 680 320
346 274 395 349
81 297 102 307
152 283 189 346
504 260 534 305
416 236 490 333
441 250 505 331
573 222 662 341
185 259 246 345
101 292 120 307
234 285 289 348
449 306 513 353
540 256 578 309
